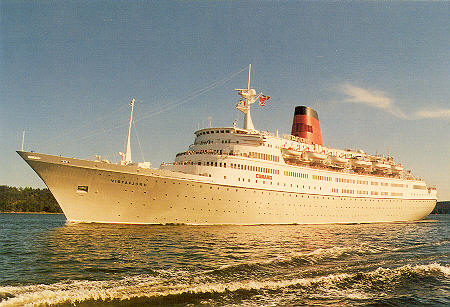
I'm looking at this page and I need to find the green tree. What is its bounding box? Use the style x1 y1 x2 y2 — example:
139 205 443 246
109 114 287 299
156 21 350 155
0 185 62 213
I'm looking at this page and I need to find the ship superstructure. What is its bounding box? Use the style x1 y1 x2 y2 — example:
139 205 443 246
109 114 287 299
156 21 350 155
18 66 437 224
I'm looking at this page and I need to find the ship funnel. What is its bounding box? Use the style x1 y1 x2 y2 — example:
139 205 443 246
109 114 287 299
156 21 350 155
291 106 323 145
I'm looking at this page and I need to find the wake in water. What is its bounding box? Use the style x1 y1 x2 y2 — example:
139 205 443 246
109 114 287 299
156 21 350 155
1 261 448 306
1 215 448 306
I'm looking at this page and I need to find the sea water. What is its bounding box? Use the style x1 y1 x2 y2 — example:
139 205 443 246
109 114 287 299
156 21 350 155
0 213 448 306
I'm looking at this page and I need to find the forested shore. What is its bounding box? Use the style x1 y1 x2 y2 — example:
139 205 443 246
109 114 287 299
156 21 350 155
0 185 62 213
432 201 450 214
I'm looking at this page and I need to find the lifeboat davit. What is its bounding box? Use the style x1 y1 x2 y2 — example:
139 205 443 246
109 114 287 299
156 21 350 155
350 157 372 169
303 151 327 162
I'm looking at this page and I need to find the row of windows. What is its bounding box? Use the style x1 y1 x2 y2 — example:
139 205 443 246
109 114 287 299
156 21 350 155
313 175 332 182
230 163 279 174
189 160 312 178
199 140 214 145
391 183 404 188
197 129 231 136
335 189 401 197
413 185 427 190
197 139 237 145
372 181 412 189
336 178 356 184
196 160 280 175
337 178 408 188
198 139 234 145
234 178 322 191
391 192 404 196
205 161 225 167
176 149 225 157
284 171 309 178
246 152 280 162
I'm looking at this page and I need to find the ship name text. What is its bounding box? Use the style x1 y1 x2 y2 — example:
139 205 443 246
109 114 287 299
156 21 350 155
111 179 147 187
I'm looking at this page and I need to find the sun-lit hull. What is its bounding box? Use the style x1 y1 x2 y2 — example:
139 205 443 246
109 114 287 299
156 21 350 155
18 151 436 225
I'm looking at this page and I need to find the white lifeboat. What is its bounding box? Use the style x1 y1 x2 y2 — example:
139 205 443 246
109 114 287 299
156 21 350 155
330 155 349 165
391 164 404 173
350 157 372 168
372 161 391 171
281 148 302 158
303 151 327 162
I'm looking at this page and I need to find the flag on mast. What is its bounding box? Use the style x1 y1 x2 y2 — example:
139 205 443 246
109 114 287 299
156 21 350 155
259 95 270 106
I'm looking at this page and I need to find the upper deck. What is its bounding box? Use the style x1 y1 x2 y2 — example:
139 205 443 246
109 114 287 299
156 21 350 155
174 126 424 181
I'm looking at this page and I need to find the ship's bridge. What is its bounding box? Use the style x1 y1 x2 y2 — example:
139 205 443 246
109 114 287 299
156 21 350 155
193 127 238 147
193 127 264 146
172 127 284 165
194 127 234 137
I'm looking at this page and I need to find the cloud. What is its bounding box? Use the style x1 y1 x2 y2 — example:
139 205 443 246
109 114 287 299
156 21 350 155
337 83 450 120
414 109 450 119
338 83 407 119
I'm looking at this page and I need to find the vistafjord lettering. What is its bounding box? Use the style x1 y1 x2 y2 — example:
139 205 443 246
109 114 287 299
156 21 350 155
110 179 146 186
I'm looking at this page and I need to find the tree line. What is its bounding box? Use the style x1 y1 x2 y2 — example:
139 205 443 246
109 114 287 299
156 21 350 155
0 185 62 213
432 201 450 214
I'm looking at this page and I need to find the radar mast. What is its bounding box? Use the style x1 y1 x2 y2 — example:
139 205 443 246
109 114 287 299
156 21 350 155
235 64 257 130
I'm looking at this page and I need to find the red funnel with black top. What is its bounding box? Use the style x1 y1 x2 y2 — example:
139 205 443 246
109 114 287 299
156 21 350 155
291 106 323 145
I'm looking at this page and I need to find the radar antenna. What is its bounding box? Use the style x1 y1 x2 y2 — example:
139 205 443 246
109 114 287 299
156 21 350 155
235 64 257 130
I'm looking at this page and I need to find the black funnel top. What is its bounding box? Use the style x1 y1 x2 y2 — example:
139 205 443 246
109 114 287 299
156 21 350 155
294 106 318 120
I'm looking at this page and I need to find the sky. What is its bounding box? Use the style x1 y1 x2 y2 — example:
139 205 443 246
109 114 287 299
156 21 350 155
1 1 449 201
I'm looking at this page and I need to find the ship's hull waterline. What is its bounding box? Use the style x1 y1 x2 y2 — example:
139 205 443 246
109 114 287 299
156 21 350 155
18 151 436 225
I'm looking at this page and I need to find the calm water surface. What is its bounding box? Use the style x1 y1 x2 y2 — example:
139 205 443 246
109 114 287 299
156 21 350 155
0 213 448 306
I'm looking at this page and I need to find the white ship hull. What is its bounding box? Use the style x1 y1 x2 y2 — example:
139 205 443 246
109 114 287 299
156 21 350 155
19 151 436 225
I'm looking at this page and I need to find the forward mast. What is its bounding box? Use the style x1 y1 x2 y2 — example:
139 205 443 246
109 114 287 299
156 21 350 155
120 98 135 165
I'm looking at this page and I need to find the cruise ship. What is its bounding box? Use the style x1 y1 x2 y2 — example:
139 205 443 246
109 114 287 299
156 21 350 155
18 66 437 224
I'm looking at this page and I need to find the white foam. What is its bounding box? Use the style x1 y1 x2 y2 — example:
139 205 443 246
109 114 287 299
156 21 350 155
0 272 351 306
406 262 450 276
0 263 448 306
